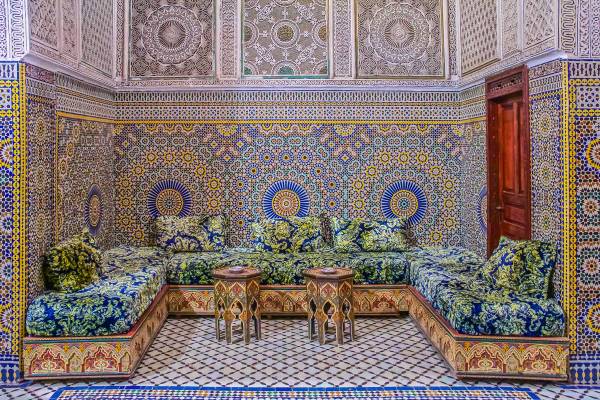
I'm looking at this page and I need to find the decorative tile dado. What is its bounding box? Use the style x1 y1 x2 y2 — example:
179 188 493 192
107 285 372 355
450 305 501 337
81 0 114 76
129 0 215 79
355 0 444 78
459 0 499 74
242 0 328 77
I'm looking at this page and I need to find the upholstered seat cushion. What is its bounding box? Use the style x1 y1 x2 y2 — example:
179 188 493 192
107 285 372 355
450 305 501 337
26 246 167 337
436 289 565 337
166 249 410 285
406 246 565 337
166 248 252 285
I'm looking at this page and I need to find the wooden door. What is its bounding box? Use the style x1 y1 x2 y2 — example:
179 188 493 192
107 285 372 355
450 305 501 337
486 66 532 255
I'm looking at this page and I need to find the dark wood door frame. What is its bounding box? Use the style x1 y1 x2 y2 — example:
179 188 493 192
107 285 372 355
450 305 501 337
485 65 532 256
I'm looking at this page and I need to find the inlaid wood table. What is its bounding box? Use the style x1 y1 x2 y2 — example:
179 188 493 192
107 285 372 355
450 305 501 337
304 267 355 345
213 267 262 344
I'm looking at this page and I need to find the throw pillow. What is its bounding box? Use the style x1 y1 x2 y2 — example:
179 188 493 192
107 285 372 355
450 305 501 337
331 217 409 252
481 236 557 299
44 229 101 293
250 216 326 253
155 215 226 252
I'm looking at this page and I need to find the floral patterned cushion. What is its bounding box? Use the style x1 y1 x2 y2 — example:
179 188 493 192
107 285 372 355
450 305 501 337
437 288 565 337
101 246 168 276
407 247 486 310
480 237 557 299
331 217 409 252
27 246 166 336
166 249 410 286
43 229 101 293
406 246 564 336
250 217 327 253
155 215 226 252
166 248 250 285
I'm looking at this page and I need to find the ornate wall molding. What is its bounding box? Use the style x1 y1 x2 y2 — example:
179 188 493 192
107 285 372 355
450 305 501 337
332 0 352 77
218 0 239 78
355 0 445 78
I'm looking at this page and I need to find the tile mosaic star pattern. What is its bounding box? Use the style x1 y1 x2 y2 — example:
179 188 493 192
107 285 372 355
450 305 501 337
242 0 328 77
355 0 444 78
4 318 600 399
113 122 464 248
129 0 215 78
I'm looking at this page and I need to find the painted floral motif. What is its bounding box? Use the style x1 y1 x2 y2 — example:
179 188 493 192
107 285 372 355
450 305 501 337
480 237 557 299
43 229 101 293
155 215 226 252
250 216 326 253
331 217 409 252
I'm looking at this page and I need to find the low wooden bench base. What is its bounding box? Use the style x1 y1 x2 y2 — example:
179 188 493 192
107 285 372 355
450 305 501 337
23 284 570 382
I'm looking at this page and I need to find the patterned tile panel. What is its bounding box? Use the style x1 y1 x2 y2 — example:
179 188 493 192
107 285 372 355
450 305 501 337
528 61 565 309
0 62 26 384
56 117 115 249
113 122 465 248
26 93 56 303
242 0 328 77
459 0 499 74
355 0 444 78
459 119 487 256
129 0 215 79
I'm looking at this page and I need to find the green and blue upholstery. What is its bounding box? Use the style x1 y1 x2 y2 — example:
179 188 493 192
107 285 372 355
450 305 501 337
250 216 327 253
166 249 410 285
155 215 226 252
406 246 565 337
331 217 409 252
43 229 101 293
165 248 251 285
26 246 167 337
480 236 557 299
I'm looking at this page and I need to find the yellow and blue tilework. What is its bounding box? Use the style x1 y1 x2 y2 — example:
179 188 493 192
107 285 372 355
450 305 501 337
0 62 26 384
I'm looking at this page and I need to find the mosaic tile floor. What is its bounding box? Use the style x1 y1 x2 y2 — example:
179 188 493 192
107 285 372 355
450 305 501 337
2 316 600 400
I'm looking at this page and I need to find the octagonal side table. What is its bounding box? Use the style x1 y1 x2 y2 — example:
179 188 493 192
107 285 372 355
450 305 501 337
304 267 355 345
213 267 261 344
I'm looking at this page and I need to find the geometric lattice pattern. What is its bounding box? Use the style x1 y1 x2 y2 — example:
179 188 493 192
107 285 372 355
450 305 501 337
113 122 464 247
49 387 541 399
129 0 214 78
459 0 498 74
0 62 26 385
356 0 444 78
242 0 328 77
56 117 115 250
4 318 600 399
81 0 114 76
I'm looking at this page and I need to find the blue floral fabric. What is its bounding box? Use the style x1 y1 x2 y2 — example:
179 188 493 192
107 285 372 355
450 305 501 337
405 246 565 337
480 236 557 299
155 215 226 252
166 248 250 285
26 246 167 337
331 217 409 252
166 249 410 285
250 217 327 253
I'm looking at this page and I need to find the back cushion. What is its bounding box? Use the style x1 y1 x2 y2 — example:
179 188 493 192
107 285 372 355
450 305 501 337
156 215 226 252
331 217 409 252
44 229 101 293
251 216 326 253
480 236 557 299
